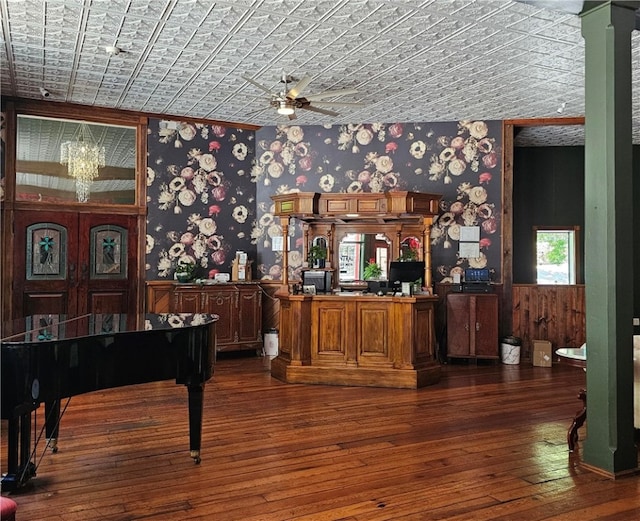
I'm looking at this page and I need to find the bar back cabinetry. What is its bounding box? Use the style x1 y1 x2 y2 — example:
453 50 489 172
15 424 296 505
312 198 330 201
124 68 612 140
446 293 498 360
147 281 262 353
269 191 443 389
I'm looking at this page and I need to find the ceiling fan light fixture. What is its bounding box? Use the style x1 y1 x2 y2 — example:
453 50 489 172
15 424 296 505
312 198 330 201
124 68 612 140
277 100 295 115
105 45 122 55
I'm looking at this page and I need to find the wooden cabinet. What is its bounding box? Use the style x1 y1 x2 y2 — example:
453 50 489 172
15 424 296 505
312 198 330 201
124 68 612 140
146 282 263 353
446 293 498 360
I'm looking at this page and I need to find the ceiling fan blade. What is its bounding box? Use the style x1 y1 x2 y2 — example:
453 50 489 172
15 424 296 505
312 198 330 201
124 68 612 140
301 105 340 117
304 88 359 101
309 101 363 108
287 75 312 100
241 75 274 95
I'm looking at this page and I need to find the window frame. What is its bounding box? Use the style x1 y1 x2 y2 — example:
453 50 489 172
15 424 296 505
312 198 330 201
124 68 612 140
533 225 581 285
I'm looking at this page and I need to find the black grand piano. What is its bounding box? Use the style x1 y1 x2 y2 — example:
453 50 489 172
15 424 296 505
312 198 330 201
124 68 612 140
1 312 217 491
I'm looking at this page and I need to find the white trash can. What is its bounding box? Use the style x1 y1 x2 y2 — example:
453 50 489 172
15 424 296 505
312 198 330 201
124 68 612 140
264 328 279 358
501 336 521 365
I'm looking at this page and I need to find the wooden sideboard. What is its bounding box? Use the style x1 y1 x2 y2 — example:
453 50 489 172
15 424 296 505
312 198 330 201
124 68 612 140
271 293 440 389
146 281 262 353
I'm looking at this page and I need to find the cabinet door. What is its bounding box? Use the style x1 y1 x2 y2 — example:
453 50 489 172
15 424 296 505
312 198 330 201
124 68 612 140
202 289 235 346
236 286 261 344
146 282 173 313
174 290 201 313
473 295 499 357
446 294 471 357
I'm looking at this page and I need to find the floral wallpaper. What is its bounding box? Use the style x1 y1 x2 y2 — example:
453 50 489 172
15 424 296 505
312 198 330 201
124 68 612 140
144 118 502 285
146 118 256 280
251 120 502 285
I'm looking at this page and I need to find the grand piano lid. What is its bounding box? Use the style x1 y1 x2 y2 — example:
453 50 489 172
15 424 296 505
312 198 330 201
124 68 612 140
1 313 218 345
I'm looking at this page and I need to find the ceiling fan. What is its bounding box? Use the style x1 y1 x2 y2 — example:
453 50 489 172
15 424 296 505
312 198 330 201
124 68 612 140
242 72 362 120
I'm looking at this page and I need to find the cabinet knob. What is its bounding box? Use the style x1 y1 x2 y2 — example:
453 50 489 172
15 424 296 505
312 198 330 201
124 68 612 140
476 322 480 331
464 323 469 331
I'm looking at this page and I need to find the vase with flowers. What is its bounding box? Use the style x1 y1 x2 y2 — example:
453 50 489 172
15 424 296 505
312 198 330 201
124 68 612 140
398 237 420 262
175 259 195 283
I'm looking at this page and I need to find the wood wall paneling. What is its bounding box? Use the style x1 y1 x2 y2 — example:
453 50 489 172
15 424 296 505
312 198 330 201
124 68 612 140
512 284 586 359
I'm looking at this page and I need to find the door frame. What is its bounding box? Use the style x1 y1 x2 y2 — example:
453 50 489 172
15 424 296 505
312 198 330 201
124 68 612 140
501 116 585 336
1 98 148 322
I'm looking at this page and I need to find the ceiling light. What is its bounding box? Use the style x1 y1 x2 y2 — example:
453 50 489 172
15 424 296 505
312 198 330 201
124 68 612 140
60 123 106 203
105 45 122 55
277 100 295 115
557 102 567 114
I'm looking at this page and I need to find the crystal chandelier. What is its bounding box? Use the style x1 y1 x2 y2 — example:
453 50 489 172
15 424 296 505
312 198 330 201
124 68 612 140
60 123 105 202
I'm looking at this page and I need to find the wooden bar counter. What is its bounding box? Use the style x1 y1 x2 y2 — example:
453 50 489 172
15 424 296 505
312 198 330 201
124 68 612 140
271 292 440 389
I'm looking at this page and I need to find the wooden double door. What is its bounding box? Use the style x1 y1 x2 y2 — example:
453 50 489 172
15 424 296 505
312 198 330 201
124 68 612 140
11 210 139 319
446 293 499 360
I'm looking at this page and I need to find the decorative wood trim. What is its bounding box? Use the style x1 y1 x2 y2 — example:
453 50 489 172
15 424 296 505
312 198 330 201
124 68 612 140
502 121 514 338
503 116 585 127
272 192 442 220
2 100 148 320
271 192 319 216
3 96 260 131
271 191 442 294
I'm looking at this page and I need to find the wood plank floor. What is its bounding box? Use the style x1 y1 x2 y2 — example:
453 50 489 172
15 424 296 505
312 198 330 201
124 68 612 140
2 355 640 520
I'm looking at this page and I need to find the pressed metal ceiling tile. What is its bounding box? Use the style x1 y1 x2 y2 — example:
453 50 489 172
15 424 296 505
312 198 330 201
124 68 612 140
2 0 639 144
124 0 173 20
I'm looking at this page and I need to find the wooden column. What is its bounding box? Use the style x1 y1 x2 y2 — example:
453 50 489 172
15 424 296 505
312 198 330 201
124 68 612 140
422 216 433 290
277 216 291 296
580 0 638 477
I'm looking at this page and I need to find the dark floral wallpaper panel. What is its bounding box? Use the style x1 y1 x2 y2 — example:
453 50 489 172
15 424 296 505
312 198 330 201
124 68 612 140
146 118 257 280
145 118 502 285
252 120 502 284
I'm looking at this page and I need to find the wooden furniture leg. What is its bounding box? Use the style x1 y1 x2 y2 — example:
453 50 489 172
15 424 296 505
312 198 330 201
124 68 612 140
567 389 587 452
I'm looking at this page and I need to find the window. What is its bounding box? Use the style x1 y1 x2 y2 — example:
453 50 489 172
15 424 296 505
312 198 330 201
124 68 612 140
16 115 137 205
535 227 579 284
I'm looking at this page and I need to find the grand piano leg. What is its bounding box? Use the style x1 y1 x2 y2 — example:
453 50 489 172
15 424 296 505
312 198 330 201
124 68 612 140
45 400 60 453
1 414 37 491
187 384 205 464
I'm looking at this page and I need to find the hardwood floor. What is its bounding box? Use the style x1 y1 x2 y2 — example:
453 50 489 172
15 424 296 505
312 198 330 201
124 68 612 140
2 355 640 520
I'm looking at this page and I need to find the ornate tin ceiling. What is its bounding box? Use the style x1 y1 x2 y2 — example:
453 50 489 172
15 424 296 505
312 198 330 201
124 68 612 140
1 0 638 146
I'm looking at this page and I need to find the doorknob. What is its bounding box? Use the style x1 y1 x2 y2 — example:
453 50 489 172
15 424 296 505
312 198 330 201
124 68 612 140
80 263 88 284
